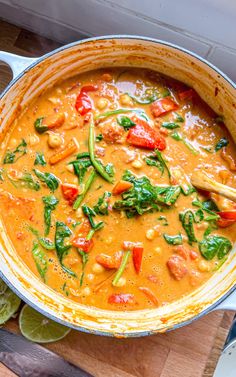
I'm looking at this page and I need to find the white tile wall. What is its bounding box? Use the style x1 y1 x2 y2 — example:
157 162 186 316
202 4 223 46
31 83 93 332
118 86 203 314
0 0 236 81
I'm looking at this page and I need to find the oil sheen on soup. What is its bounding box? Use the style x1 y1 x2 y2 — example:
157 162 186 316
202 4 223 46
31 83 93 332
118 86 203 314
0 68 236 311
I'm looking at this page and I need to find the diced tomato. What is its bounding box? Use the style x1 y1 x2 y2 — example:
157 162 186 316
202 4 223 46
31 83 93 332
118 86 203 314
96 251 123 269
174 245 188 260
138 287 159 306
112 180 133 195
178 88 196 101
108 293 136 305
150 97 179 118
133 245 143 274
61 183 79 205
75 85 98 115
126 116 166 150
189 250 199 261
217 211 236 220
71 237 94 253
167 255 188 280
76 219 91 237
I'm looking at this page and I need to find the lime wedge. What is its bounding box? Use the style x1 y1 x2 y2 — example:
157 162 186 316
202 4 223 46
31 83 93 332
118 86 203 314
19 305 71 343
0 280 21 325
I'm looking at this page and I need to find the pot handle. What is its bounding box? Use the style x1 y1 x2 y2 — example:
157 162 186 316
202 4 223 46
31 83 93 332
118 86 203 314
215 289 236 311
0 51 38 79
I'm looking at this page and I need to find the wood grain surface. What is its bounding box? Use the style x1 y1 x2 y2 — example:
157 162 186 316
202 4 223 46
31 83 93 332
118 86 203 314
0 18 234 377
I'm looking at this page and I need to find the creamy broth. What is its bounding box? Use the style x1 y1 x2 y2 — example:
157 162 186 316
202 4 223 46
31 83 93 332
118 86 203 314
0 68 236 311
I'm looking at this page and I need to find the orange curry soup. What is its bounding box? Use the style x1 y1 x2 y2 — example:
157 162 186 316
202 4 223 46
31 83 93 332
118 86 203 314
0 68 236 311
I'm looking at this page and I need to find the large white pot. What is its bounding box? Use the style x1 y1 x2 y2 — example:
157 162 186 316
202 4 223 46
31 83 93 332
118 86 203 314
0 36 235 337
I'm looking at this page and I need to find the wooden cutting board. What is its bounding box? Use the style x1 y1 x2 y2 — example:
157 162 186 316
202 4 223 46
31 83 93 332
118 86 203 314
2 310 234 377
0 19 234 377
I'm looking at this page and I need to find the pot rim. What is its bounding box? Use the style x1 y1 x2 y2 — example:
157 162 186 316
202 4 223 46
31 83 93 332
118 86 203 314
0 34 235 337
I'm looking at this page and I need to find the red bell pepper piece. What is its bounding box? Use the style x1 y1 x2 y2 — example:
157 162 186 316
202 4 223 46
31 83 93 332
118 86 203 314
108 293 136 305
132 245 143 274
217 211 236 220
178 88 196 101
150 97 178 118
61 183 79 205
217 218 235 228
76 219 91 237
126 116 166 150
96 251 123 269
71 237 94 253
75 85 98 115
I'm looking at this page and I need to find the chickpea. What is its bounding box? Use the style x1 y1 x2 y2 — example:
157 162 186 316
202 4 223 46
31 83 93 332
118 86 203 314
92 263 105 274
120 94 133 107
198 260 211 272
47 132 63 149
146 229 155 240
132 159 143 169
82 287 91 296
28 134 40 146
87 273 95 281
155 247 162 255
113 277 126 287
97 97 108 110
76 207 83 218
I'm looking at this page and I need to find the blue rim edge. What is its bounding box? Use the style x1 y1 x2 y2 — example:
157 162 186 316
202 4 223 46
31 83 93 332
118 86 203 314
0 35 236 338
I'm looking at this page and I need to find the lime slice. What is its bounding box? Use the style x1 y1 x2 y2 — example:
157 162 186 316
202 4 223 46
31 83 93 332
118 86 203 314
0 280 21 325
19 304 71 343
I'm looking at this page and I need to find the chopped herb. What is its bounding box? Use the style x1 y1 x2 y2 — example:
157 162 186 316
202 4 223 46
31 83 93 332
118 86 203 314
19 173 40 191
199 235 232 261
161 122 180 130
95 134 103 142
157 216 168 226
34 152 46 166
82 204 104 230
34 169 59 192
0 168 4 181
94 191 111 215
89 120 114 183
117 116 136 130
163 233 183 245
113 170 181 218
62 282 70 296
179 209 204 245
77 249 89 286
32 241 48 282
34 117 48 134
71 221 81 229
215 137 229 151
42 195 59 236
174 113 184 123
55 221 76 277
112 250 131 286
3 139 27 164
73 169 96 209
29 226 55 250
171 132 199 155
76 152 90 159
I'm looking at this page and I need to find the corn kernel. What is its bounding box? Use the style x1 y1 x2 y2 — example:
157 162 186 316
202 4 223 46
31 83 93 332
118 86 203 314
97 97 109 110
120 94 133 106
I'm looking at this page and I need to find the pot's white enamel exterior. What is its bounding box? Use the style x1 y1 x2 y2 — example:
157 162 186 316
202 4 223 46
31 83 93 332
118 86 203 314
0 36 236 337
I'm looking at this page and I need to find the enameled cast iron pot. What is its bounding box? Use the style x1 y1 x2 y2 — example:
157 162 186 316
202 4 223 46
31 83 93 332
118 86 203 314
0 36 236 337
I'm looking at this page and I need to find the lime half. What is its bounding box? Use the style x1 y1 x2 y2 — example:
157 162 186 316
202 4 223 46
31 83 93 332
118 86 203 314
19 305 71 343
0 280 21 325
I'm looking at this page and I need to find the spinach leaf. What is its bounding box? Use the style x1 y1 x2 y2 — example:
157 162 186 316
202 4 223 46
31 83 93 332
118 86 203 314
199 235 232 260
32 241 48 281
42 195 59 236
145 149 170 178
192 198 219 220
163 233 183 245
174 113 184 123
104 163 115 178
34 117 48 134
77 250 89 286
117 116 136 130
29 226 55 250
215 137 229 151
95 134 103 142
3 139 27 164
161 122 180 130
113 171 181 218
157 215 169 226
94 191 111 215
55 221 76 277
69 156 92 185
34 152 46 166
19 173 40 191
34 169 59 192
82 205 104 230
179 209 204 245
